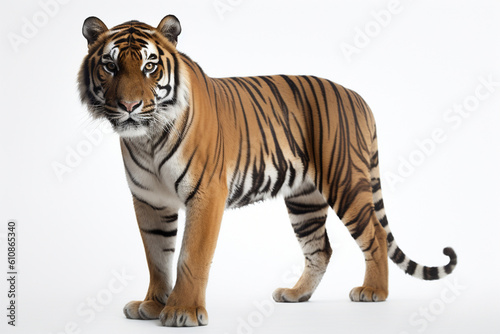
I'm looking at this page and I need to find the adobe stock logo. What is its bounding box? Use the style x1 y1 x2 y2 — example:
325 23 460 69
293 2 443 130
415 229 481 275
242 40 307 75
400 276 467 334
7 0 72 53
48 268 134 334
213 0 245 20
383 74 499 191
51 122 114 183
224 264 303 334
340 0 405 62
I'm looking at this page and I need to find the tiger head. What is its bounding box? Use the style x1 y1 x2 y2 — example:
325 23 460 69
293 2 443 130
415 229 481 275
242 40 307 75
78 15 189 138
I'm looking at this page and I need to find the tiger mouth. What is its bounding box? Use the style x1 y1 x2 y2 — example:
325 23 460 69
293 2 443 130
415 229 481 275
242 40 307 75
122 118 141 126
111 117 151 137
99 103 161 136
105 107 154 126
109 115 150 130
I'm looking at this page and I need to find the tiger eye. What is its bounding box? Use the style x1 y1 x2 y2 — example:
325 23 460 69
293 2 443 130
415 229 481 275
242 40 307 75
144 62 156 73
104 62 116 72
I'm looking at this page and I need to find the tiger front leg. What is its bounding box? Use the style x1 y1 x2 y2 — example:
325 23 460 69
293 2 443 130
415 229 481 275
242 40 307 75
160 191 226 327
123 197 179 320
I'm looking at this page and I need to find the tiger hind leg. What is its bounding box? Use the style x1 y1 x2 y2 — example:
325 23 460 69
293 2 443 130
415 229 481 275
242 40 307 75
347 210 388 302
335 185 389 302
273 185 332 303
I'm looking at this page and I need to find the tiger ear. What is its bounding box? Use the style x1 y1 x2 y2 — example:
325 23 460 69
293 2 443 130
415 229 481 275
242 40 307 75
82 16 108 46
157 15 181 46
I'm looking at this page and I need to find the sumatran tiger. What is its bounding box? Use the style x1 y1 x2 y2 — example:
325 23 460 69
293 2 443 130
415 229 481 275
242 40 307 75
78 15 457 327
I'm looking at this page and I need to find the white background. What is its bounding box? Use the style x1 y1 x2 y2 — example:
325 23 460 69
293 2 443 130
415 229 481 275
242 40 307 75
1 0 499 333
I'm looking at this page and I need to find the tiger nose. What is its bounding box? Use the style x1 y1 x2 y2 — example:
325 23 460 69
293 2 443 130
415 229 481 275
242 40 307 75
118 100 142 113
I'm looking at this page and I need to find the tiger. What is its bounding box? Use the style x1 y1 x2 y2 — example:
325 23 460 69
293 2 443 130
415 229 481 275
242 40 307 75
78 15 457 327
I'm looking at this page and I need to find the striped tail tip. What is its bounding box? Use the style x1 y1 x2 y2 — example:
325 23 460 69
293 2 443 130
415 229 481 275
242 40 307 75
392 246 458 281
442 247 457 275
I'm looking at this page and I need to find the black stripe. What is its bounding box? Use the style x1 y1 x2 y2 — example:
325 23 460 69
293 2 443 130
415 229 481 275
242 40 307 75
345 202 373 240
261 177 272 194
293 216 327 239
405 260 417 275
239 77 266 102
336 180 372 223
286 201 329 215
231 77 268 124
175 148 198 193
166 57 172 87
237 150 267 207
141 228 177 238
258 76 298 156
247 76 264 88
391 247 405 264
287 161 296 188
226 130 244 207
208 115 225 183
303 231 327 247
268 121 288 197
295 78 319 187
286 184 317 200
371 150 379 169
279 75 305 110
153 129 171 153
123 140 155 175
370 246 379 257
290 113 310 178
302 76 325 193
229 105 253 206
444 247 457 274
133 194 167 211
374 199 384 211
371 179 381 193
249 102 269 155
124 163 149 190
185 160 208 205
386 232 394 243
171 50 180 104
218 79 241 126
361 236 376 252
158 111 191 173
305 248 328 257
423 266 439 280
312 76 331 137
324 81 356 213
180 262 194 280
161 214 178 223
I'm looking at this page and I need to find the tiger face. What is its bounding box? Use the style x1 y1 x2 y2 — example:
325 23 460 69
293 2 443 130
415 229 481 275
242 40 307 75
78 15 189 138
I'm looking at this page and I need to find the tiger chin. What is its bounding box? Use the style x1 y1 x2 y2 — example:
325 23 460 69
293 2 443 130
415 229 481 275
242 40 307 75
78 15 457 327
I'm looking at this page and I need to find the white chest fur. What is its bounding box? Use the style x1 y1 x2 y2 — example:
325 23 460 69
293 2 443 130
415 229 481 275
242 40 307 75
120 138 186 211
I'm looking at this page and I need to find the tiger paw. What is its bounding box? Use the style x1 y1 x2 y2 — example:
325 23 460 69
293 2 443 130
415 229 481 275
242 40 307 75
272 287 312 302
123 300 164 320
349 286 387 302
159 305 208 327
